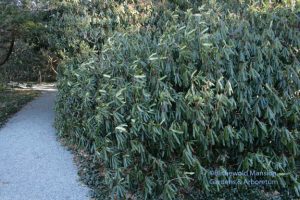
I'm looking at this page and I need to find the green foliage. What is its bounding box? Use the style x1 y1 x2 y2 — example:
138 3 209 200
46 0 152 60
1 41 56 82
0 0 56 82
54 1 300 199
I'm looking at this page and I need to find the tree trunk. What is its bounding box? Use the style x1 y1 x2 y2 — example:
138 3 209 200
0 32 15 66
38 70 42 83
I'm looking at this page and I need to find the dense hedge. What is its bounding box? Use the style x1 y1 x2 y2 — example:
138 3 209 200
55 1 300 199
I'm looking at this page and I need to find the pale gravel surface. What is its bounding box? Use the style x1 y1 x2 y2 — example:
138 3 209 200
0 90 90 200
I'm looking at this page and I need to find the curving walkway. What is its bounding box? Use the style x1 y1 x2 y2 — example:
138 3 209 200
0 90 90 200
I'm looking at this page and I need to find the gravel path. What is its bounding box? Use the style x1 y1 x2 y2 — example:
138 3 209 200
0 91 90 200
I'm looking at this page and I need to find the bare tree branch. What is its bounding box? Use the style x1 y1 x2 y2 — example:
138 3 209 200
0 32 15 66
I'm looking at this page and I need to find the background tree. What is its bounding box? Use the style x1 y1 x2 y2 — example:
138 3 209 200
0 0 56 83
